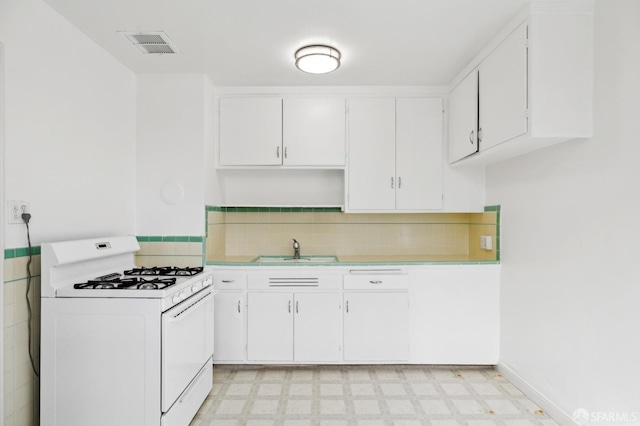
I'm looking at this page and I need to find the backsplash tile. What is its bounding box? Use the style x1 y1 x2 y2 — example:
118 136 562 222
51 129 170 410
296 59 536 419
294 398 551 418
4 249 41 426
205 207 499 262
135 236 204 267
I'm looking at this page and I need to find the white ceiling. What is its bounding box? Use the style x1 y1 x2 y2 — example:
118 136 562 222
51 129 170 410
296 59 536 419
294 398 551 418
43 0 531 87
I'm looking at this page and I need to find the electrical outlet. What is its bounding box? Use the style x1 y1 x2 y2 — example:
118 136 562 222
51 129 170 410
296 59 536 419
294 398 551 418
480 235 493 250
7 200 30 224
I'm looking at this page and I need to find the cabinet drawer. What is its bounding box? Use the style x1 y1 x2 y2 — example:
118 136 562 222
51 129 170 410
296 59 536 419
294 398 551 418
343 274 408 290
213 274 247 289
248 274 342 290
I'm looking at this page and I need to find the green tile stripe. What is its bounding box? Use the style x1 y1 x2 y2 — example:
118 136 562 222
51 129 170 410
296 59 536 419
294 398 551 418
136 236 204 243
484 205 501 262
207 206 343 213
4 246 41 259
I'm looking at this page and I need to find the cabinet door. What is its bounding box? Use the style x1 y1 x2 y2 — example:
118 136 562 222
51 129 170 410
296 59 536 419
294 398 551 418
409 268 499 364
219 97 282 166
396 98 443 210
448 70 479 163
283 98 346 166
293 293 341 362
343 292 409 361
213 292 245 362
247 292 293 361
479 23 528 151
347 98 396 211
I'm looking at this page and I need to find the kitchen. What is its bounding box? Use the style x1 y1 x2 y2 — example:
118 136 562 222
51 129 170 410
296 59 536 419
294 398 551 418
1 0 639 425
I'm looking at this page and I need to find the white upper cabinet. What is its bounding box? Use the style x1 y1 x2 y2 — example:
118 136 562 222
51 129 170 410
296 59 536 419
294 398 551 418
347 98 397 211
448 4 593 165
396 98 443 210
448 70 478 163
218 96 346 167
347 97 443 212
283 98 346 166
219 97 283 166
479 22 528 151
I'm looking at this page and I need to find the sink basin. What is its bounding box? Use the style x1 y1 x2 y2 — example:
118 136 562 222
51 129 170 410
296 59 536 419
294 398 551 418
254 256 338 263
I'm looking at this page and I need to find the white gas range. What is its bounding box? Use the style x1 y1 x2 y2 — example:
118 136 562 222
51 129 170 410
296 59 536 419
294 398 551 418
40 236 214 426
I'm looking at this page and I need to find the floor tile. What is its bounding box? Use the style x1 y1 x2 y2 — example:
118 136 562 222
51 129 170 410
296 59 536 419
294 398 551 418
353 399 381 415
320 399 346 415
193 365 560 426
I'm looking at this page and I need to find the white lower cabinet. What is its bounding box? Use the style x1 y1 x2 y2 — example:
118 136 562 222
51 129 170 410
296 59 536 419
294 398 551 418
343 292 410 361
293 292 342 362
343 274 410 362
247 291 341 362
409 267 500 364
213 291 246 362
212 266 499 365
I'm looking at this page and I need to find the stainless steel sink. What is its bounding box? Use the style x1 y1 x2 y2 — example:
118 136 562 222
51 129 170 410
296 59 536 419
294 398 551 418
254 255 338 263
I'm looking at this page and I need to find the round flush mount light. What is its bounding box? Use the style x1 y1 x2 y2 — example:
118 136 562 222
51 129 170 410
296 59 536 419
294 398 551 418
295 45 341 74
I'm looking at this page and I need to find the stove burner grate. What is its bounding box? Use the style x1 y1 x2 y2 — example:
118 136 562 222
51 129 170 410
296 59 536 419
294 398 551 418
124 266 204 277
74 277 177 290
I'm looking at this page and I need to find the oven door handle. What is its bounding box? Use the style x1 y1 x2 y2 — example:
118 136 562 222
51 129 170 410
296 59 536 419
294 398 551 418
166 292 212 323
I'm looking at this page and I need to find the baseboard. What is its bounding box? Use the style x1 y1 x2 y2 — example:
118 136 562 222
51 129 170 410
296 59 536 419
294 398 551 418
496 362 576 426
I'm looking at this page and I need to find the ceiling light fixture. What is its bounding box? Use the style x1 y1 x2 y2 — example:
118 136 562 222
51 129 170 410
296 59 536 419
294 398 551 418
295 45 341 74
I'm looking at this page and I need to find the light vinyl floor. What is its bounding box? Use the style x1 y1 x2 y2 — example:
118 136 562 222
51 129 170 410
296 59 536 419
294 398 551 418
192 365 559 426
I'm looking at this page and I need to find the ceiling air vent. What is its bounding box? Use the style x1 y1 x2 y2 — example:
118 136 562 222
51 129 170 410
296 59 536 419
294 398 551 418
119 31 179 55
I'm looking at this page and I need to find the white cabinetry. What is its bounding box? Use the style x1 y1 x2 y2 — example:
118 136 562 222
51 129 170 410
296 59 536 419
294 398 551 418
246 273 342 362
247 292 341 362
343 274 410 362
247 292 293 361
479 22 528 151
347 98 443 212
283 98 346 166
450 23 527 164
409 266 499 364
213 273 247 362
212 265 500 365
219 97 282 166
213 291 246 362
448 5 593 165
219 97 346 167
448 70 478 163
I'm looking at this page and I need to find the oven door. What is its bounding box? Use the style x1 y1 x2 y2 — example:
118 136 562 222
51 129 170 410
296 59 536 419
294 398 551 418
161 290 213 412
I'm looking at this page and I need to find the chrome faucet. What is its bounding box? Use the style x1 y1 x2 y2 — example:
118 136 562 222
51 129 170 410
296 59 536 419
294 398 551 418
292 238 300 259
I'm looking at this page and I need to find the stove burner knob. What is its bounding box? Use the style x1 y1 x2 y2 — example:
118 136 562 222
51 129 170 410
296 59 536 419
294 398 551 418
179 291 186 300
172 295 181 304
191 284 199 294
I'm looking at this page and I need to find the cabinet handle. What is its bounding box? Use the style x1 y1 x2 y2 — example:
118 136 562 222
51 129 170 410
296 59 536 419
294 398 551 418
237 300 241 313
369 280 383 284
398 177 402 189
478 127 483 143
391 177 394 189
284 147 288 159
296 300 299 314
277 146 280 158
469 130 475 144
222 280 234 283
346 300 349 313
288 300 291 313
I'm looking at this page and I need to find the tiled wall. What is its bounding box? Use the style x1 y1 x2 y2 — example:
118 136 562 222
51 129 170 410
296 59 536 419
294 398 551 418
206 206 499 261
4 248 41 426
134 236 205 267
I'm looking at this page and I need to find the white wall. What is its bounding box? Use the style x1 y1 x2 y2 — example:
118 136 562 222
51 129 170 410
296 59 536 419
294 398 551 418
136 74 211 235
0 0 136 248
487 0 640 420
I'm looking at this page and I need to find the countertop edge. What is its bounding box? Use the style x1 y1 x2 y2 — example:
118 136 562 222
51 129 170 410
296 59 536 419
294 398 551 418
205 260 500 267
